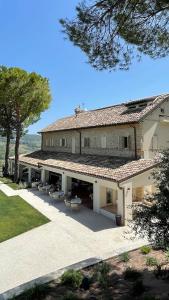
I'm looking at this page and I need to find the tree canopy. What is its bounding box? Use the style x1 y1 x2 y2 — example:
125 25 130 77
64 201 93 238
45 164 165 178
0 66 51 181
133 150 169 249
60 0 169 70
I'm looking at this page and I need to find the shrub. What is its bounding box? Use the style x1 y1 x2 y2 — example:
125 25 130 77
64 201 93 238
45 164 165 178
61 269 83 289
95 262 111 275
61 291 80 300
146 257 158 267
132 279 145 296
124 267 142 281
94 262 111 288
140 245 151 255
120 252 130 262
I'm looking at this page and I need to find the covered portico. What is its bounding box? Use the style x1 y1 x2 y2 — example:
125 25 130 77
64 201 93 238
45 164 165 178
9 150 159 225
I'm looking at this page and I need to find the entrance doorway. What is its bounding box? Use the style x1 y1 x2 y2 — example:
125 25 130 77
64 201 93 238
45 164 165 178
71 178 93 209
49 172 62 189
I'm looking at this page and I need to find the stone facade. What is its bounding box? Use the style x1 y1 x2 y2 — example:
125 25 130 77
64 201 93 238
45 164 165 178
42 124 142 158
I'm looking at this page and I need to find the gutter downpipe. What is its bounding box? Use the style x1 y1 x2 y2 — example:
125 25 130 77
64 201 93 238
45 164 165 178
79 131 82 155
117 182 125 226
134 126 137 160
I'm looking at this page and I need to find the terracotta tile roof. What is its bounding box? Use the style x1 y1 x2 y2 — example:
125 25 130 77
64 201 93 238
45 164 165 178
40 94 169 133
15 151 159 183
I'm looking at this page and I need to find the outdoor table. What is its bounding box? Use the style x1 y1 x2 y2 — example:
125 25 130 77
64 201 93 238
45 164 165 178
42 184 51 192
50 190 65 200
70 197 82 205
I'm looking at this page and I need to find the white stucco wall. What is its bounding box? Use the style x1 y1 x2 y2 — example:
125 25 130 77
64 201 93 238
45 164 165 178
141 97 169 158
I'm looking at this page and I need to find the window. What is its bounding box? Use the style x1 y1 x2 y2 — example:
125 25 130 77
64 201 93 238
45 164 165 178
50 138 54 147
45 138 49 147
101 136 107 148
84 137 90 148
60 138 67 147
161 108 165 114
106 189 112 204
123 136 128 149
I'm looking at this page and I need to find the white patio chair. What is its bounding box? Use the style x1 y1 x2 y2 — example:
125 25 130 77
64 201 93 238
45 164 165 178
32 181 40 188
64 199 71 208
38 184 44 192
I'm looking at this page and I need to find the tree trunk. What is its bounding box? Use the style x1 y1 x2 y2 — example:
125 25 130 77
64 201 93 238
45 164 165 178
3 129 11 177
14 126 21 183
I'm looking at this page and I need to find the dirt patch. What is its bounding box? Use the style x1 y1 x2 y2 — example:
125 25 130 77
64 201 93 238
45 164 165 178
14 248 169 300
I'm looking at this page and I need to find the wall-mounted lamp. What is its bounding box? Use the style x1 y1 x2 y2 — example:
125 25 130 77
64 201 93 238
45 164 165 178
37 162 42 169
127 187 130 191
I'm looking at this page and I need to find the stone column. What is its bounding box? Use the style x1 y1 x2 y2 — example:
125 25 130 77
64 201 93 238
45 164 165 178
117 182 132 225
61 173 68 193
117 187 124 221
28 167 32 183
41 169 46 184
124 182 132 223
93 181 100 213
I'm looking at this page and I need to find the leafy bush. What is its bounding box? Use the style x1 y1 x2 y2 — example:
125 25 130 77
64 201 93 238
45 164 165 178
61 269 83 289
124 267 142 281
146 257 158 267
120 252 130 262
61 291 80 300
140 245 151 255
132 279 145 296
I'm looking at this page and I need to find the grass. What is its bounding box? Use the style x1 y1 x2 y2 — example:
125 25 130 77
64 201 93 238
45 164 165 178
0 176 25 190
0 191 49 243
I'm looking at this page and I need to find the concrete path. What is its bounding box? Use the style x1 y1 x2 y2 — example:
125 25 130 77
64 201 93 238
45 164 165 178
0 184 146 296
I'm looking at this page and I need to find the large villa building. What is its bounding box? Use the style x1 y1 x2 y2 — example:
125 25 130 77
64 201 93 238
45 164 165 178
9 94 169 224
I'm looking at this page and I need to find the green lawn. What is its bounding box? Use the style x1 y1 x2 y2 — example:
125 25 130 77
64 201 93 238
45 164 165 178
0 177 25 190
0 191 49 243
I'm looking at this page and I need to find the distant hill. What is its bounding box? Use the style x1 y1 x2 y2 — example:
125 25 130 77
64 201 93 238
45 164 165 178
0 134 41 163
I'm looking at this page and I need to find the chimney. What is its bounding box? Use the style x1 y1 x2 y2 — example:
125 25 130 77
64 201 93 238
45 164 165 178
74 105 85 116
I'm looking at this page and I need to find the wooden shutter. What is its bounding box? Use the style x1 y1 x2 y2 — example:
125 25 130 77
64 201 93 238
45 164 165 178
128 136 131 150
101 136 107 148
118 136 123 150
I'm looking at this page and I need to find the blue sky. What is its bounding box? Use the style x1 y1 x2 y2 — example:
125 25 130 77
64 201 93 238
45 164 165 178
0 0 169 134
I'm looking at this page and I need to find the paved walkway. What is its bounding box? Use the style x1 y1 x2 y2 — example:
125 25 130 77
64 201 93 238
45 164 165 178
0 183 146 296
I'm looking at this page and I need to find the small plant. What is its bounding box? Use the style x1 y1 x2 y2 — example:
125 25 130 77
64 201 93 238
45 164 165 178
95 262 111 274
140 245 151 255
120 252 130 262
94 262 111 288
61 291 80 300
61 269 83 289
124 267 142 281
146 257 158 267
132 279 145 296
